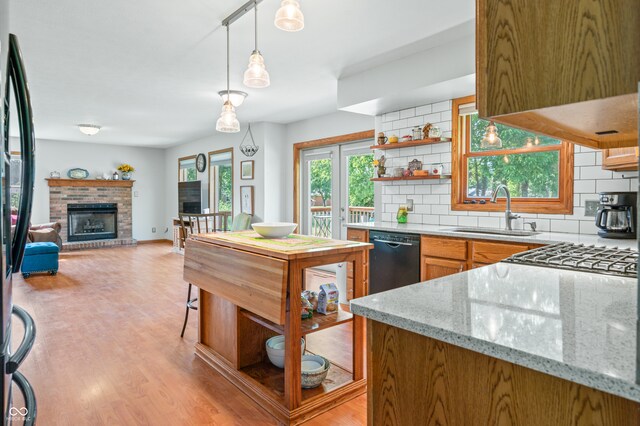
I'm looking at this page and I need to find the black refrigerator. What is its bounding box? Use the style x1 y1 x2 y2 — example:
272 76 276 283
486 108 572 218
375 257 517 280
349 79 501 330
1 3 37 425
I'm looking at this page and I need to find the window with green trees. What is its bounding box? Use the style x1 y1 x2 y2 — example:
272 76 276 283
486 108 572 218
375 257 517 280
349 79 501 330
452 95 573 214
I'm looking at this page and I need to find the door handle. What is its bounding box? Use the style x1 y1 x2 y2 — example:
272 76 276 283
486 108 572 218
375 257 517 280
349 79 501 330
373 239 413 246
7 305 36 374
7 34 36 272
11 370 37 426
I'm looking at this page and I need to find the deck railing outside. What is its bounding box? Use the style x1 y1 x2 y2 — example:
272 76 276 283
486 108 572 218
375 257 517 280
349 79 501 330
310 206 374 238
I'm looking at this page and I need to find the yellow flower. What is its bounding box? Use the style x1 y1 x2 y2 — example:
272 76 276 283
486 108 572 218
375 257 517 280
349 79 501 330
117 164 135 173
373 160 379 166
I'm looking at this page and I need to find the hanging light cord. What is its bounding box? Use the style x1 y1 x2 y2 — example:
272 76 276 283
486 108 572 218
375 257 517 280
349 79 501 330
254 1 258 52
226 24 230 97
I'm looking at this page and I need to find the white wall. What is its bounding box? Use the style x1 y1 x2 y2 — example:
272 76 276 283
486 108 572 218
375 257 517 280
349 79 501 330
30 138 165 240
162 122 292 234
374 100 637 234
283 111 375 222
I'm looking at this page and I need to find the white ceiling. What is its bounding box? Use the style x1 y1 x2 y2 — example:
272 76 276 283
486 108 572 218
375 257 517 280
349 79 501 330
10 0 475 147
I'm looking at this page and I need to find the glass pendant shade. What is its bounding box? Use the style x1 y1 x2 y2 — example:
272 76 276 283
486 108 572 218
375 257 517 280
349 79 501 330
243 51 270 88
480 121 502 148
218 90 247 107
216 101 240 133
275 0 304 32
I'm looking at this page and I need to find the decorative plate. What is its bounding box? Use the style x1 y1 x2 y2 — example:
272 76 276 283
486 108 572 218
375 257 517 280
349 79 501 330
67 168 89 179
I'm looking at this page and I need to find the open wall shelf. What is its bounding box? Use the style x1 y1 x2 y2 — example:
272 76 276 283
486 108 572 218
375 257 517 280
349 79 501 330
370 137 452 150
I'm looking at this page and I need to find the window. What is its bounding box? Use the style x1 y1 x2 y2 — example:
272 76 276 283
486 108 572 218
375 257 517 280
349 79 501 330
452 95 573 214
208 149 233 214
9 152 21 210
178 156 197 182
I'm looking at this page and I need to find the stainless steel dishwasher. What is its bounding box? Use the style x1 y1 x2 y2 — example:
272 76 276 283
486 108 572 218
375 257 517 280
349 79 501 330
368 230 421 294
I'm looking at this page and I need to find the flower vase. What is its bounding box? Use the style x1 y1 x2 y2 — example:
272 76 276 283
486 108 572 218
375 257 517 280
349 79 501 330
121 172 132 180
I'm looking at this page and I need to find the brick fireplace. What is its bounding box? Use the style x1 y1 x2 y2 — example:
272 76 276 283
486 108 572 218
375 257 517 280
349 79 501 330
47 179 136 250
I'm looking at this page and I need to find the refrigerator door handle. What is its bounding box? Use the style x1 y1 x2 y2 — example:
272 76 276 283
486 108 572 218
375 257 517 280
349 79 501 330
6 305 36 374
6 34 36 272
10 371 37 426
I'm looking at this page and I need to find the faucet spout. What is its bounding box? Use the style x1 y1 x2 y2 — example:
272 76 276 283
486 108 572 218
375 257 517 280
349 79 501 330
490 184 519 230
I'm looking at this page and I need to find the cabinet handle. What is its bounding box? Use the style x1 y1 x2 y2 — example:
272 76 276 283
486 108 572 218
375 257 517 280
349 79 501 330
458 265 464 272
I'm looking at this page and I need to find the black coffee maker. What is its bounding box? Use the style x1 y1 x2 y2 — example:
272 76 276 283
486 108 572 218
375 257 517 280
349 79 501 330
595 192 637 239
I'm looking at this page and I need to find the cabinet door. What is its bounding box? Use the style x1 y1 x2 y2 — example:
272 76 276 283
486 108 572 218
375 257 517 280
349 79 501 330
602 148 638 171
422 257 466 281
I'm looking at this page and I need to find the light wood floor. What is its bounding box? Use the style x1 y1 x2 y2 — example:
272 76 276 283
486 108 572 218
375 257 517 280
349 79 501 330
11 243 366 425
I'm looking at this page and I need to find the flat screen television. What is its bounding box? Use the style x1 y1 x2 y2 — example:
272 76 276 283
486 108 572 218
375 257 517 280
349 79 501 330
178 181 201 214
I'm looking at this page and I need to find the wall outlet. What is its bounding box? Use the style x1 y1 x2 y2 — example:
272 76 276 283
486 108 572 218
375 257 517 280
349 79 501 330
406 199 414 212
584 200 599 217
152 227 156 233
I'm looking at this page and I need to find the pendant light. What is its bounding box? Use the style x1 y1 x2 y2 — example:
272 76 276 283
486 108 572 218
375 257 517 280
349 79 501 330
216 25 240 133
275 0 304 32
244 2 270 88
480 120 502 149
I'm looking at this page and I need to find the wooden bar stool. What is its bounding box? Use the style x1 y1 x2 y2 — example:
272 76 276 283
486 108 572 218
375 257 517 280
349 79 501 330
178 212 231 337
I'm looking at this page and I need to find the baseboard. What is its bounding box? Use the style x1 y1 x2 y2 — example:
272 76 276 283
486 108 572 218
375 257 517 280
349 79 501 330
137 239 172 245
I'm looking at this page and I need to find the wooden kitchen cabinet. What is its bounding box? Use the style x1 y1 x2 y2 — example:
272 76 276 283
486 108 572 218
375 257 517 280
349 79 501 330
422 257 466 281
346 228 369 300
602 147 639 171
476 0 640 149
420 235 538 280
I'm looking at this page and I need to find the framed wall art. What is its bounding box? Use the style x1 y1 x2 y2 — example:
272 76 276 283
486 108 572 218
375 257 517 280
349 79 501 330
241 160 254 180
240 185 254 215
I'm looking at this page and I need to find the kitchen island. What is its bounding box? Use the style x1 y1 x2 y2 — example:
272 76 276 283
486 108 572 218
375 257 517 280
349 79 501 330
351 263 640 425
183 231 372 425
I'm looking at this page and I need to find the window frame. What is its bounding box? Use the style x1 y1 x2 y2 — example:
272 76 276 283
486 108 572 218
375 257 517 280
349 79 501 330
208 148 234 216
177 155 197 183
451 95 574 214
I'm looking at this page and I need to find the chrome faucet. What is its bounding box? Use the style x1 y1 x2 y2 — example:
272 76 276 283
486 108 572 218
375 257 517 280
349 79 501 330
490 184 520 231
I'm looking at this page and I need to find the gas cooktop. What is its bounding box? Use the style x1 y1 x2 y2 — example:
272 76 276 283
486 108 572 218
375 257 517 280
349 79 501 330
503 242 637 279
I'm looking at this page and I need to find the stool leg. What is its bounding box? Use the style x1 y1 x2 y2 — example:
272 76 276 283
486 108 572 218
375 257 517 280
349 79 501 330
180 283 197 338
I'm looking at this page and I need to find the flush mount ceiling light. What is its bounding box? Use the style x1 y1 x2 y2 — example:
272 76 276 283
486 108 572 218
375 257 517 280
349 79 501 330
480 121 502 149
217 90 248 107
77 124 101 136
275 0 304 32
244 2 270 88
216 25 240 133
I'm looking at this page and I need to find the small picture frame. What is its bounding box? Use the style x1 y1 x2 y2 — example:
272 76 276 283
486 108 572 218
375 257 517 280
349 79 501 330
240 186 254 215
241 160 254 180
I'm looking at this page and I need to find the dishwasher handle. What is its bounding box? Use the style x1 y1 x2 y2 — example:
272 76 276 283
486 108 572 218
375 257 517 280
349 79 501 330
373 239 415 247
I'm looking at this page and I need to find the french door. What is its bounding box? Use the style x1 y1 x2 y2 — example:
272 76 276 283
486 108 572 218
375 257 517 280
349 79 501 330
301 140 374 240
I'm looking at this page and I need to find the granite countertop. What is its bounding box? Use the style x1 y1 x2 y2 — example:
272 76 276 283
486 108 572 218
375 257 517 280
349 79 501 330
347 221 638 250
350 263 639 402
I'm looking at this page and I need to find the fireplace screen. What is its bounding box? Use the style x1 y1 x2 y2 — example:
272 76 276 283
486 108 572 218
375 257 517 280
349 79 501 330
67 203 117 242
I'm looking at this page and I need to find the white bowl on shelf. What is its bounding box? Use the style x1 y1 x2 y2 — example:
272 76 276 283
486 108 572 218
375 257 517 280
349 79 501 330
301 354 325 374
251 222 298 239
265 335 305 368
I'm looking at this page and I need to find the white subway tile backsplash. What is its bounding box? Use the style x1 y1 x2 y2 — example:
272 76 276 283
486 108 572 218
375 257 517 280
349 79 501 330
432 100 451 113
580 166 612 180
574 152 596 167
596 179 631 193
423 112 441 124
392 119 408 130
374 99 619 237
399 108 415 119
415 104 432 116
383 111 399 122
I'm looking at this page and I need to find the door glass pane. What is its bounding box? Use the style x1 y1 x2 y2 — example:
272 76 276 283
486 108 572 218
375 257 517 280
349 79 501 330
308 158 332 238
209 151 233 213
346 153 374 223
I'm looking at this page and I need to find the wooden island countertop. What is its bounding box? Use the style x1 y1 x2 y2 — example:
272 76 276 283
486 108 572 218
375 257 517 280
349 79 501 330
183 231 372 425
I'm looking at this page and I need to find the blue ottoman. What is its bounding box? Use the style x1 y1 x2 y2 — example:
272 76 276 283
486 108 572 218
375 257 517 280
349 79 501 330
21 242 59 278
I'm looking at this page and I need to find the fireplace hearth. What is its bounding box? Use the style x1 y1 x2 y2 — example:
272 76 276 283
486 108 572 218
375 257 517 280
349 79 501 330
67 203 118 242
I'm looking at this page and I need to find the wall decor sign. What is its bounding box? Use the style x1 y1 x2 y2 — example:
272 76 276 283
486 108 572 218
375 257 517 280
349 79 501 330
240 185 254 215
241 160 254 180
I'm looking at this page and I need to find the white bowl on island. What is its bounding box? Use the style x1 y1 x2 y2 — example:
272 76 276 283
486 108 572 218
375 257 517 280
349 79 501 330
251 222 298 239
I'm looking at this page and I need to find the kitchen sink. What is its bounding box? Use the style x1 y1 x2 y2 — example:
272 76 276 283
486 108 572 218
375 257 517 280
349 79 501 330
446 227 541 237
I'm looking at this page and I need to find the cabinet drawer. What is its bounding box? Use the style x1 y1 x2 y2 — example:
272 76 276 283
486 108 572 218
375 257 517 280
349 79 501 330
472 241 529 264
422 256 466 281
347 228 368 243
421 236 467 261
